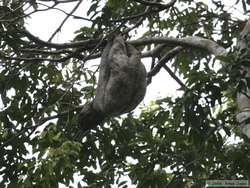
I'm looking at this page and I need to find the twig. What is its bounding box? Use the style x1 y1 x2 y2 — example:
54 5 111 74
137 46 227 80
20 48 72 55
0 49 86 63
122 0 153 34
38 0 79 3
147 57 156 85
147 46 186 88
162 64 186 89
133 0 177 9
36 2 92 22
113 0 176 22
48 0 83 42
147 46 183 78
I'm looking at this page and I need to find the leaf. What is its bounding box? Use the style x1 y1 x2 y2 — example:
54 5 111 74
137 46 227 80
87 2 99 16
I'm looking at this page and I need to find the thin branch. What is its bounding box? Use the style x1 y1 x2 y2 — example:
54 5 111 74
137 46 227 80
147 46 185 88
133 0 177 9
122 7 149 34
19 28 101 49
22 44 169 60
48 0 83 42
113 0 176 22
38 0 79 3
36 2 93 22
123 0 159 34
147 57 156 85
162 64 186 89
111 8 156 23
0 53 75 63
123 0 176 34
147 46 183 78
20 48 72 55
6 45 168 63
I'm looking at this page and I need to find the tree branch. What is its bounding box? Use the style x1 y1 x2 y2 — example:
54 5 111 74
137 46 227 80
147 46 183 78
36 2 93 22
19 28 101 49
3 45 169 63
162 64 186 89
113 0 176 22
38 0 80 3
129 36 227 56
20 48 72 55
18 25 227 61
21 27 226 56
3 35 226 64
147 46 185 88
133 0 177 9
48 0 83 42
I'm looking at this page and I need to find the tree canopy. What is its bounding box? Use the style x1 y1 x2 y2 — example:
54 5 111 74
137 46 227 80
0 0 250 187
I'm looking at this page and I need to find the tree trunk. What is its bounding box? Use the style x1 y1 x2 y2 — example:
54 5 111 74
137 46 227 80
236 20 250 138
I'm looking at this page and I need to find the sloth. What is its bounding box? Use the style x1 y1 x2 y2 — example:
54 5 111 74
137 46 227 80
78 36 147 132
93 36 147 116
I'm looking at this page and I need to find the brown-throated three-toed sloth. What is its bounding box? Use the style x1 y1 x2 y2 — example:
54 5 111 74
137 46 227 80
78 36 147 132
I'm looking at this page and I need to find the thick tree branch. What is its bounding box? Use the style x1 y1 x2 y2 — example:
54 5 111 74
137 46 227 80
3 45 169 63
19 28 101 49
20 27 226 56
85 44 171 60
129 36 227 56
3 35 226 65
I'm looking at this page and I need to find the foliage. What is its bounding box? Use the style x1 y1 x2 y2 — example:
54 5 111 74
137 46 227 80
0 0 250 187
